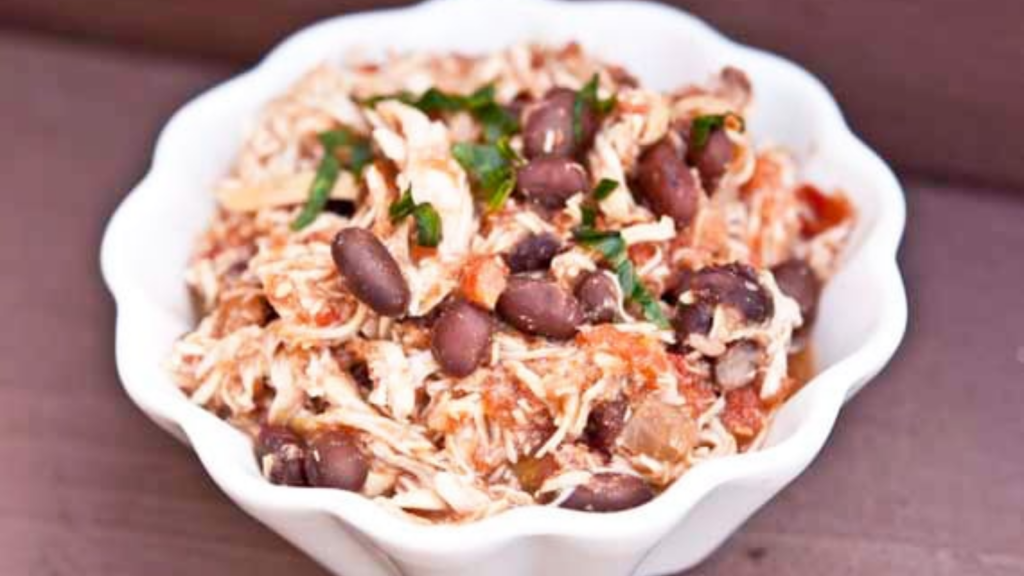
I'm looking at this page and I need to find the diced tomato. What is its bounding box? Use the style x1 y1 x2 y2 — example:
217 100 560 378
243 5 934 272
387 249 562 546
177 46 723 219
797 184 854 237
460 255 509 309
721 387 767 443
577 325 672 390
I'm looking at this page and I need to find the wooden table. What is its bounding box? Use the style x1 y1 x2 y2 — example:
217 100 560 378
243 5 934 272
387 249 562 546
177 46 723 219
1 29 1021 576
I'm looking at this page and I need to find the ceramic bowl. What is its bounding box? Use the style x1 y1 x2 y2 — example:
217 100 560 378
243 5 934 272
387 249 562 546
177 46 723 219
100 0 908 574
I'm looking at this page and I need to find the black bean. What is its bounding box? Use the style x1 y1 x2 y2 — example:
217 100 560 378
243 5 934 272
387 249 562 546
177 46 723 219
516 157 589 209
496 277 583 339
771 259 822 327
522 88 596 159
506 233 563 273
714 340 765 390
686 264 773 324
560 473 655 512
304 430 369 492
635 137 701 228
673 301 714 340
331 228 410 317
575 271 619 324
431 299 494 377
585 398 628 453
255 425 307 487
687 128 733 194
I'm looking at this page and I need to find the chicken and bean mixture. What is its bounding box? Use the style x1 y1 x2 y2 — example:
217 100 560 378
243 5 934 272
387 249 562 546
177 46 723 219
169 43 854 523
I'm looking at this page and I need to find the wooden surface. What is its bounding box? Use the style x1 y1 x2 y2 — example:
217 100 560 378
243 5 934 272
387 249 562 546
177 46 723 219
1 29 1023 576
2 0 1024 191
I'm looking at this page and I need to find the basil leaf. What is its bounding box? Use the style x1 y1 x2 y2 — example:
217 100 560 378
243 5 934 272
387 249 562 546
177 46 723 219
412 203 443 248
593 178 618 201
452 142 516 211
291 153 340 231
689 112 745 152
388 187 417 222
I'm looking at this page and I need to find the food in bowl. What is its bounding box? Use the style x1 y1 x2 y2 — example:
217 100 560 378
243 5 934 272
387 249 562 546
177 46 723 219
168 42 854 524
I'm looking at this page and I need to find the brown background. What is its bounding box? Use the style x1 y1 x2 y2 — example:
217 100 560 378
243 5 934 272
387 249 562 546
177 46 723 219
1 1 1023 575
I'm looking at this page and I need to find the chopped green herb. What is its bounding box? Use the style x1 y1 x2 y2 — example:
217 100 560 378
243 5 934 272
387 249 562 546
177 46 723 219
615 258 637 297
573 73 617 143
388 187 417 222
634 285 670 328
452 142 517 212
592 178 618 201
292 127 375 230
291 153 340 231
689 112 745 152
580 203 597 228
412 203 442 248
388 186 443 248
572 226 670 328
365 85 518 142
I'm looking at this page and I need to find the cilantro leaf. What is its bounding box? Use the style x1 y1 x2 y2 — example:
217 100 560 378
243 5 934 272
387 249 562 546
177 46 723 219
452 142 517 212
388 187 417 222
689 112 745 152
573 73 617 143
412 203 442 247
291 153 340 231
593 178 618 201
572 226 670 328
292 127 373 231
364 85 518 142
388 186 444 248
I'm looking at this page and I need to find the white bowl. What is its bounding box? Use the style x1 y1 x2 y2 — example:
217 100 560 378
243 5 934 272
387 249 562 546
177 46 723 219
99 0 908 574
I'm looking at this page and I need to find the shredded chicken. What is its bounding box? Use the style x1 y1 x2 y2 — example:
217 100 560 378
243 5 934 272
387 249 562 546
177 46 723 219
167 42 854 524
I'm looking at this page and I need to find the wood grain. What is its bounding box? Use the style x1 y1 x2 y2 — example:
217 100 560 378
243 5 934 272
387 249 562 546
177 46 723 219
1 0 1023 189
0 29 1021 576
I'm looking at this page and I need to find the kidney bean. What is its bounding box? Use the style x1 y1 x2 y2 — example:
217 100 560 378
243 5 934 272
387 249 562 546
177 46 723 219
560 473 655 512
496 277 583 339
506 233 563 273
304 430 369 492
522 88 596 159
331 228 410 317
714 340 765 390
575 271 619 324
255 425 307 487
687 128 733 193
516 157 589 209
585 397 628 453
635 137 701 228
431 299 494 377
771 259 822 327
686 264 773 324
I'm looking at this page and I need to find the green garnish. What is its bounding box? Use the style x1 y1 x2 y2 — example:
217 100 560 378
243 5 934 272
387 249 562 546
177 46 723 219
292 128 372 231
389 187 443 248
573 73 617 143
580 204 597 228
689 112 745 152
364 85 519 142
452 141 518 212
411 203 442 247
592 178 618 201
573 225 671 328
